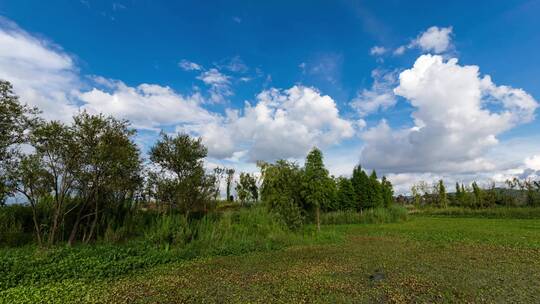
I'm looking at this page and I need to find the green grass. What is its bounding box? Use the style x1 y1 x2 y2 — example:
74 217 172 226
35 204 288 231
2 210 540 303
414 206 540 219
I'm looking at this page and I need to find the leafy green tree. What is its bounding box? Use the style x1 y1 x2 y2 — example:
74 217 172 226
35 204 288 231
454 182 463 206
0 80 38 204
28 120 78 245
235 172 258 205
302 148 332 231
336 177 356 210
259 160 304 229
381 176 394 208
472 182 483 208
68 112 142 245
5 154 51 246
150 132 215 216
436 180 448 208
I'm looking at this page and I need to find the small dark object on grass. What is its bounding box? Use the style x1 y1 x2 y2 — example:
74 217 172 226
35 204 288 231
369 269 385 282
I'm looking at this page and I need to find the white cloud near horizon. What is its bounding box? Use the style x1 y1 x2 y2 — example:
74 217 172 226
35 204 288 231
360 55 538 178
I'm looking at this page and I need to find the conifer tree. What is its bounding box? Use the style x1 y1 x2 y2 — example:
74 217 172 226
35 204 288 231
437 180 448 208
336 177 356 210
351 165 370 210
381 176 394 208
303 147 331 231
368 170 384 208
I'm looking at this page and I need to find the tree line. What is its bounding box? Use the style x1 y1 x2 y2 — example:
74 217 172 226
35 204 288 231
0 79 397 246
408 178 540 208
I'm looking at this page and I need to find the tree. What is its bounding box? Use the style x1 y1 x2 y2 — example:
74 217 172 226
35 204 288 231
150 132 215 216
303 147 332 231
5 154 51 246
454 182 462 205
434 180 448 208
367 170 384 208
28 120 78 245
336 177 356 210
259 160 304 229
235 172 258 205
212 167 226 200
351 165 370 211
471 182 483 208
68 112 142 245
0 80 38 204
381 176 394 208
225 168 235 201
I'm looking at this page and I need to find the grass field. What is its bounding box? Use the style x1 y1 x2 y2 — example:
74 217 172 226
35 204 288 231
2 215 540 303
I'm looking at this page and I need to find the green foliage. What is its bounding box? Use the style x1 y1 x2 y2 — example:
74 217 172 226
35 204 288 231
144 214 193 247
149 132 216 215
336 177 356 211
0 80 39 204
351 165 370 210
320 205 408 225
414 206 540 219
259 160 305 229
367 170 384 208
381 176 394 208
235 172 258 205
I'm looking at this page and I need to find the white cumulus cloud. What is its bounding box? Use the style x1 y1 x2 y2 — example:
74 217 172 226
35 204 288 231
0 18 80 122
350 69 397 116
360 54 538 174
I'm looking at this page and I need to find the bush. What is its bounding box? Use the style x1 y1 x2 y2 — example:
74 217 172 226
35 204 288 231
144 214 194 247
320 205 408 225
0 205 34 247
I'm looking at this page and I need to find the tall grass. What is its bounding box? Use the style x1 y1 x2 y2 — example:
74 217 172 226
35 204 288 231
320 205 408 225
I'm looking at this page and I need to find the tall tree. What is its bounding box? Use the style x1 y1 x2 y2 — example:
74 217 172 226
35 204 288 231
436 180 448 208
381 176 394 208
303 147 331 231
259 160 304 229
471 182 483 208
336 177 356 210
351 165 370 211
235 172 258 205
225 168 235 201
368 170 384 208
150 132 215 216
68 112 141 245
0 80 38 204
30 120 78 245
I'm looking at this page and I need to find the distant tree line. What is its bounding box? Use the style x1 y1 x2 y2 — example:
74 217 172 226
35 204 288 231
408 178 540 208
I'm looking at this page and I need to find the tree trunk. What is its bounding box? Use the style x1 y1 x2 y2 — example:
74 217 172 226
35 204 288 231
68 202 86 246
85 202 99 244
29 201 42 246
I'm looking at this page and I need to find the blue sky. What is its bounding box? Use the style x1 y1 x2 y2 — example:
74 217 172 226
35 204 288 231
1 0 539 192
